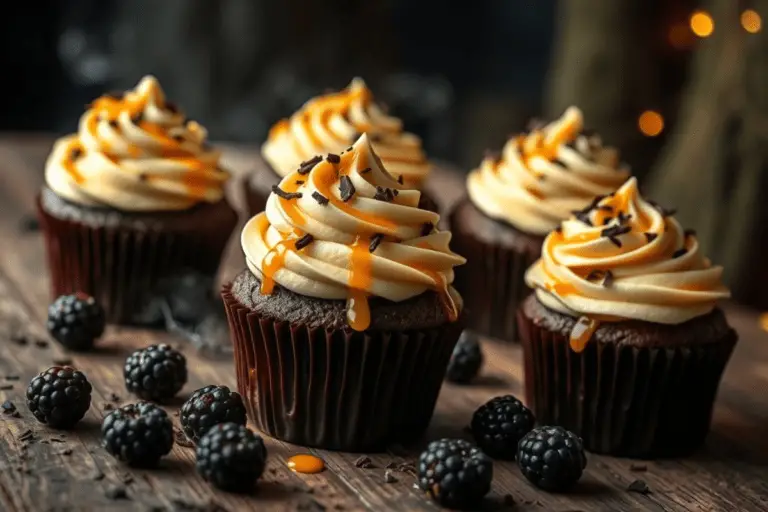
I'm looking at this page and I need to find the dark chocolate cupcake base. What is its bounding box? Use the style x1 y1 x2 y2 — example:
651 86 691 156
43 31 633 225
518 294 737 458
224 270 463 451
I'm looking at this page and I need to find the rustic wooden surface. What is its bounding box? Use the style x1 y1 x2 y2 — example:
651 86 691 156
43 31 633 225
0 135 767 512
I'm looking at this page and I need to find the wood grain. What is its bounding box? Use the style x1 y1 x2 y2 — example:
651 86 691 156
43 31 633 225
0 136 767 511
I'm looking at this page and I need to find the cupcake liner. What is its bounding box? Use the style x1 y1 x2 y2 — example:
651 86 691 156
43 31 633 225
222 285 462 452
36 194 237 325
517 308 737 458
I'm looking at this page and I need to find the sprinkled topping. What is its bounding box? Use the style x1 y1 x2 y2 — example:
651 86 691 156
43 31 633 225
601 225 631 248
374 187 397 202
339 176 356 202
397 175 404 185
420 222 434 236
369 234 384 252
360 167 372 174
311 191 329 205
326 153 341 164
644 232 658 243
295 180 305 185
298 156 322 175
586 269 614 287
616 211 632 225
672 248 687 259
295 234 314 250
272 185 302 200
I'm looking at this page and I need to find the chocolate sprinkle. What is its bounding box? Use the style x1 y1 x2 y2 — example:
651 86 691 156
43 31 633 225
374 187 396 202
295 234 314 251
597 205 613 212
586 270 614 287
295 180 305 185
339 176 356 202
645 232 658 243
369 234 384 253
397 174 404 185
347 147 354 152
420 222 434 236
271 185 302 200
672 248 688 259
298 155 322 175
311 191 329 205
601 225 632 239
602 217 613 226
326 153 341 164
360 167 372 174
617 211 633 225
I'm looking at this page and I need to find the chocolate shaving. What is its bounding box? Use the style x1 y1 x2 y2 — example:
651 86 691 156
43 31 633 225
602 217 613 226
571 195 606 226
295 180 305 185
601 225 632 239
295 234 314 251
326 153 341 164
617 211 633 225
271 185 302 200
339 176 356 202
360 167 372 174
369 234 384 253
672 248 687 259
420 222 434 236
644 232 658 243
397 174 404 185
373 187 396 202
311 191 329 205
586 270 614 287
597 205 613 212
354 456 375 469
298 155 322 175
347 147 354 152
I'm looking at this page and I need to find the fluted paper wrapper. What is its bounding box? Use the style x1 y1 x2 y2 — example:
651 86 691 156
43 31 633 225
222 286 462 452
36 194 236 325
517 308 737 458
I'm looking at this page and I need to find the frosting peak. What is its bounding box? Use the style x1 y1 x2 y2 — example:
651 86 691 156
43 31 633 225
262 78 431 187
525 177 730 349
45 75 229 211
467 106 630 235
242 134 465 331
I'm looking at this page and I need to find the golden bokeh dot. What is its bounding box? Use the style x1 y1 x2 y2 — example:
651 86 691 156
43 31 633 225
690 11 715 38
741 10 762 34
638 111 664 137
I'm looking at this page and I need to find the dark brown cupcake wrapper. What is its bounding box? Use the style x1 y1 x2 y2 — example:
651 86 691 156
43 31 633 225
517 308 737 458
36 194 237 325
222 285 463 452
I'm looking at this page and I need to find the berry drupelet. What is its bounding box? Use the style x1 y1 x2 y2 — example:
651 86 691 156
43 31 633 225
124 344 187 402
517 426 587 492
26 366 92 429
196 423 268 493
418 438 493 509
102 402 174 467
445 331 484 384
47 293 105 351
471 395 535 460
181 385 248 443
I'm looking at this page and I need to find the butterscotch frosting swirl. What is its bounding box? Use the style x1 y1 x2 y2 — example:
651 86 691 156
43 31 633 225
467 106 630 235
262 78 431 188
242 134 465 331
45 76 229 211
525 178 730 326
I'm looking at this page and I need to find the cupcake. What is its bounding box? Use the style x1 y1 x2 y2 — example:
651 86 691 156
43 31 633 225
450 106 630 341
519 177 736 458
245 78 437 215
224 134 465 451
37 76 238 324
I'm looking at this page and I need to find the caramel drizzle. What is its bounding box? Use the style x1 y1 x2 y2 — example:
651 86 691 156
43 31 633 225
570 316 599 352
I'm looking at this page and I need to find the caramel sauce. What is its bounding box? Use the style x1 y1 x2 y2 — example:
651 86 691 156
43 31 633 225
287 454 325 474
347 237 373 331
260 238 295 295
570 316 599 352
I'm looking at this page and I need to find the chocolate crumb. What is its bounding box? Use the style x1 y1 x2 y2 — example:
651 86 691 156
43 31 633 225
174 429 195 448
339 176 356 202
684 229 696 238
360 167 372 174
397 174 404 185
17 215 40 234
312 191 329 205
19 429 34 442
108 393 120 403
34 339 49 348
603 270 614 287
373 186 396 202
298 155 323 175
0 384 13 391
385 462 398 469
396 462 417 476
384 470 398 483
326 153 341 164
354 456 375 469
627 479 651 495
49 437 66 443
10 333 27 345
644 232 658 243
630 464 647 472
5 375 20 381
105 485 129 500
272 185 303 200
60 448 73 456
2 400 16 414
295 234 314 251
617 211 633 225
554 226 563 234
295 180 305 185
102 403 114 411
586 270 613 287
369 234 384 253
672 248 687 259
53 357 73 366
420 222 434 237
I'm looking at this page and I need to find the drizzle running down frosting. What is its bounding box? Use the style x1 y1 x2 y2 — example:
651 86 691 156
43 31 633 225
467 106 630 235
45 76 229 211
242 134 465 331
262 78 431 188
525 177 730 351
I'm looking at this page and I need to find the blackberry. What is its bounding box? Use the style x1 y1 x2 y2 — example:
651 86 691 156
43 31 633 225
26 366 92 429
196 423 267 492
418 438 493 509
47 293 105 351
102 402 174 467
471 395 535 460
445 331 483 384
124 344 187 402
181 385 247 443
517 426 587 492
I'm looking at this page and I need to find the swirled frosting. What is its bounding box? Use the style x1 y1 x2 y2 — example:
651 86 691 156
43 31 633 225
467 106 630 235
262 78 431 188
45 76 229 211
242 133 465 331
525 177 730 350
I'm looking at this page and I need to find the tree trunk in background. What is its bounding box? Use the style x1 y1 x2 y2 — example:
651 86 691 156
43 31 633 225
648 0 768 307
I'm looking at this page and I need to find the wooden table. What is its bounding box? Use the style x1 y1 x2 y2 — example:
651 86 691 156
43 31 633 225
1 135 767 512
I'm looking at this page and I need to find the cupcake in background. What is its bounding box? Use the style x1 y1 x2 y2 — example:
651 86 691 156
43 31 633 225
37 76 238 324
246 78 437 215
450 106 630 341
519 177 736 457
224 134 465 451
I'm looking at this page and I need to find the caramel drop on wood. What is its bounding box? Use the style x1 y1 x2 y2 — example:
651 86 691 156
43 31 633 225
287 454 325 474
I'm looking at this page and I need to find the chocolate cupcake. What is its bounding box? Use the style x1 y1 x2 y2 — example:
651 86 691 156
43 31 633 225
450 106 630 341
37 76 238 324
224 134 465 451
519 177 736 458
245 78 438 215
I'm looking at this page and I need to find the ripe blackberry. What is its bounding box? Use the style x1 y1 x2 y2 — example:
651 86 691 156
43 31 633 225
471 395 535 460
124 344 187 402
517 426 587 492
418 438 493 509
196 423 267 492
445 331 483 384
26 366 92 429
47 293 105 351
102 402 174 467
180 385 247 443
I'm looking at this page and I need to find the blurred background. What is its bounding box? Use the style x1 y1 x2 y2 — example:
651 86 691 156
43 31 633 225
1 0 766 307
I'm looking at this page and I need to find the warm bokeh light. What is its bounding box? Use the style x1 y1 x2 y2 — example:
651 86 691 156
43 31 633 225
669 23 694 49
638 111 664 137
690 11 715 37
741 10 762 33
